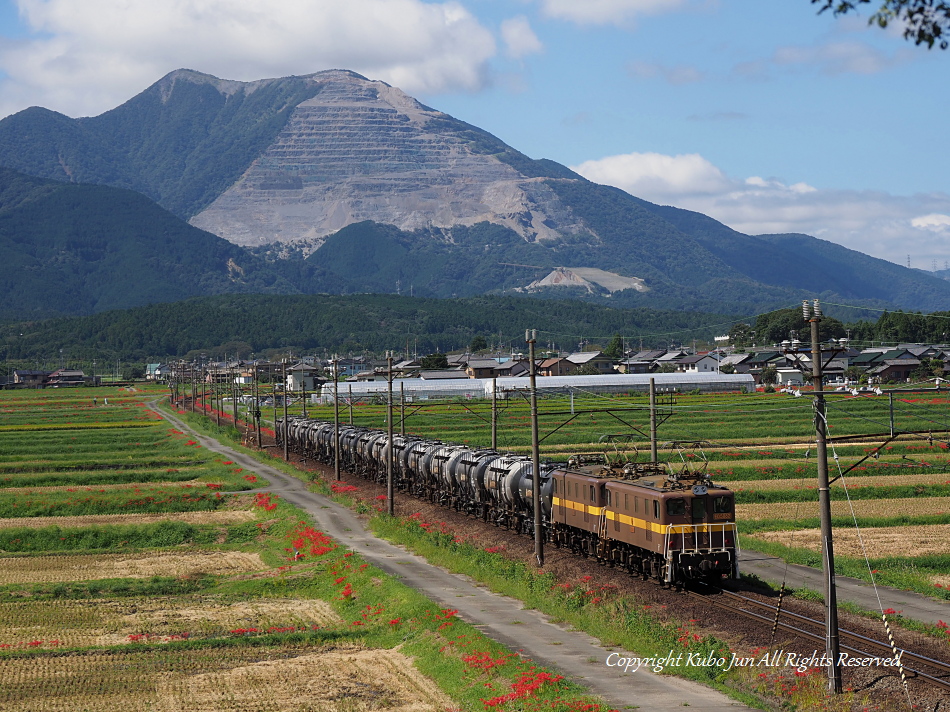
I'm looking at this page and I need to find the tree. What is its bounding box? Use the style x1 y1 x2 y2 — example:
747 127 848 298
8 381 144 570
603 333 624 359
845 365 865 383
719 363 737 374
654 363 677 373
814 0 950 49
469 335 488 352
760 365 779 386
574 362 603 375
729 322 753 348
420 352 448 370
755 308 845 346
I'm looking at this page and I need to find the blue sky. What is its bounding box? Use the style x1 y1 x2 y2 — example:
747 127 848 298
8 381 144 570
0 0 947 268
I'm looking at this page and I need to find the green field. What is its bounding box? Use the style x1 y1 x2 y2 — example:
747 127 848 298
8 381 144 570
0 385 620 712
256 385 950 600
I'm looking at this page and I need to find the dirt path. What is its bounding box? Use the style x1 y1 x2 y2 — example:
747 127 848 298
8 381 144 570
152 404 750 712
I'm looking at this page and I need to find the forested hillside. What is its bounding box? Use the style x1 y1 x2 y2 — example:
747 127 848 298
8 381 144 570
0 169 298 318
0 294 735 360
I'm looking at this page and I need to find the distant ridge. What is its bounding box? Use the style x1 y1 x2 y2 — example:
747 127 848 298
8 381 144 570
2 68 950 316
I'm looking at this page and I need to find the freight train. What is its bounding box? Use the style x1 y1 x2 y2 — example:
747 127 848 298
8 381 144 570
277 417 739 585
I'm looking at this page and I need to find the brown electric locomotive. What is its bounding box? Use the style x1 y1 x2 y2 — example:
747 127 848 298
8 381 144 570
547 452 738 585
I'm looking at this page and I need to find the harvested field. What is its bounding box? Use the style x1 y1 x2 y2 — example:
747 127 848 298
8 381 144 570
0 596 342 648
736 496 950 521
0 645 454 711
0 551 266 584
0 481 201 495
746 523 950 557
0 511 255 530
721 471 950 492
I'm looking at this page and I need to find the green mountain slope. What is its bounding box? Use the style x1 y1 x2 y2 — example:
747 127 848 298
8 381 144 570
0 169 299 318
2 68 949 316
0 70 322 218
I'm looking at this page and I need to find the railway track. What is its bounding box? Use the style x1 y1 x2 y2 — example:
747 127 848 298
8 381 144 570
690 585 950 693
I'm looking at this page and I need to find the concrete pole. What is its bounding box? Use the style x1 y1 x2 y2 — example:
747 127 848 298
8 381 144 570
255 370 262 449
649 378 658 463
527 330 543 568
889 392 895 437
491 377 498 451
807 299 842 694
232 366 239 426
334 359 341 481
387 352 395 516
282 361 288 462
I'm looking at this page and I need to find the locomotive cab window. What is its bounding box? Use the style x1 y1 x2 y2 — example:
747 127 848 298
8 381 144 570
666 498 686 516
713 496 732 514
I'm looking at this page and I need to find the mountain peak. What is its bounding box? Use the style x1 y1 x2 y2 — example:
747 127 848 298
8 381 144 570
187 70 593 248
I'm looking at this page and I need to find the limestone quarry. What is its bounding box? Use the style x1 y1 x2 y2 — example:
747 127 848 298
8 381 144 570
189 70 594 250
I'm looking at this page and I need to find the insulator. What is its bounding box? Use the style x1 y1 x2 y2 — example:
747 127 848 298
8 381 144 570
802 300 810 320
813 299 822 317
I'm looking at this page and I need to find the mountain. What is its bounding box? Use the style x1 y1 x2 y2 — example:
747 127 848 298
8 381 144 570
0 168 299 317
2 68 950 316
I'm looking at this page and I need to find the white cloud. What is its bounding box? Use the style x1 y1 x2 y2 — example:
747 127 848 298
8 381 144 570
0 0 497 119
773 40 909 75
912 214 950 232
538 0 686 26
572 152 732 198
627 60 704 84
571 151 950 268
501 15 543 60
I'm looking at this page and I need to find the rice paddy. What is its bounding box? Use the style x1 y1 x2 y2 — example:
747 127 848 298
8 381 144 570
0 386 609 712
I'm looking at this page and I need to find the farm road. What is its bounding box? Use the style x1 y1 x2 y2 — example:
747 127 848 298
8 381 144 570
155 405 749 711
739 551 950 626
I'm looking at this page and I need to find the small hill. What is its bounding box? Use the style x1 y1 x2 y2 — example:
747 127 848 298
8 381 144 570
0 169 298 318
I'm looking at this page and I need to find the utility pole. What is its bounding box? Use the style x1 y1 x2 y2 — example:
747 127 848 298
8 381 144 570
889 391 895 437
387 351 395 516
231 365 239 426
649 378 658 463
804 299 842 694
491 377 498 451
400 381 406 435
526 329 544 567
333 358 341 481
282 360 289 462
254 367 262 449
